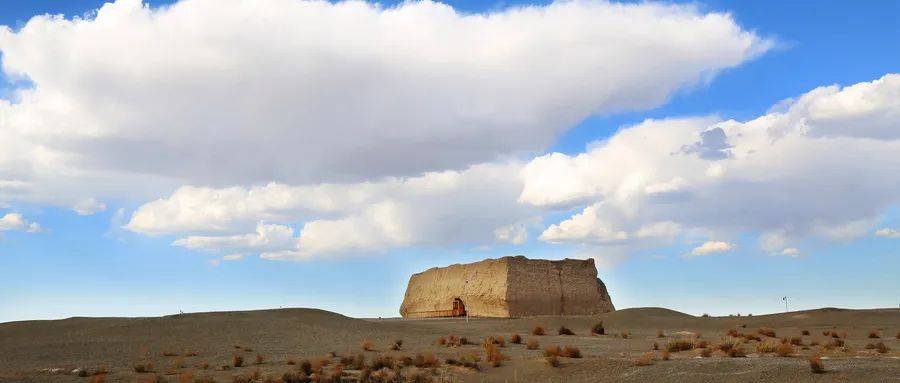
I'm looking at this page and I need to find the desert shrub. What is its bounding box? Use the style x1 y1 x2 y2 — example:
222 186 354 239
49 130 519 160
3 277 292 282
632 352 654 366
826 338 845 349
254 354 265 365
446 335 462 347
496 336 506 347
801 330 810 336
758 327 776 338
700 348 712 358
194 376 216 383
561 345 582 358
666 338 695 353
137 375 167 383
532 326 546 336
810 340 820 346
248 369 261 381
298 359 312 375
620 331 630 339
790 337 803 346
776 343 794 357
657 329 665 338
370 354 394 370
162 351 179 357
329 364 344 382
133 361 154 373
413 352 441 368
403 367 432 383
742 333 761 342
281 371 308 383
756 340 780 354
370 367 397 383
822 331 831 337
558 326 575 335
695 340 709 348
868 331 880 339
727 345 746 358
361 340 375 351
546 355 561 367
88 375 105 383
866 342 890 353
652 342 659 350
231 375 250 383
526 339 540 350
197 361 209 370
896 332 900 339
232 355 244 368
717 337 742 353
510 334 522 344
659 349 670 360
310 356 330 371
809 355 825 374
591 321 606 335
543 345 561 357
435 336 447 346
726 329 740 337
484 344 504 367
286 358 297 365
389 342 401 351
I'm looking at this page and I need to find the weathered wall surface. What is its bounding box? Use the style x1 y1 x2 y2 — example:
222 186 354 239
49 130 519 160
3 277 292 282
400 256 615 318
399 258 509 318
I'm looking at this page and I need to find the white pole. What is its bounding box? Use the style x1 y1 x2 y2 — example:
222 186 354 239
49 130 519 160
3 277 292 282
783 296 788 313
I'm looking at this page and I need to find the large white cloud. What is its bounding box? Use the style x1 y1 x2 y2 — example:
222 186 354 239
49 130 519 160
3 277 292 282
0 0 769 206
521 74 900 255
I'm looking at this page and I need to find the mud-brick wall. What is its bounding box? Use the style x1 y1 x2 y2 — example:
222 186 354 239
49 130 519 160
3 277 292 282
505 257 614 316
399 258 509 318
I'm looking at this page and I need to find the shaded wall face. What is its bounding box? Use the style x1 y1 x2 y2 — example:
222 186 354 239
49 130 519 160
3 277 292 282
505 258 614 316
399 259 509 318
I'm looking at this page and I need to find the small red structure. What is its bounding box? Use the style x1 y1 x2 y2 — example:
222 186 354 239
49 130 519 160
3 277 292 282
451 298 466 317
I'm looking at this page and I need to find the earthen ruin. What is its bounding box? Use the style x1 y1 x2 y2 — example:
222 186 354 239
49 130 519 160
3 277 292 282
399 256 614 318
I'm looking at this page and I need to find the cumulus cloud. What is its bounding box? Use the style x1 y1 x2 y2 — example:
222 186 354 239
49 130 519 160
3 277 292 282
688 241 734 257
72 198 107 216
0 0 769 207
875 228 899 238
521 74 900 255
0 212 41 232
130 162 537 259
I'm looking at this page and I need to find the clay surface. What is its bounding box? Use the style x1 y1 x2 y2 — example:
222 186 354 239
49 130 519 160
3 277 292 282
400 256 615 318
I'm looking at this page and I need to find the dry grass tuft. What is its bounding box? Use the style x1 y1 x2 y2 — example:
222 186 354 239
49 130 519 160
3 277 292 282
133 361 154 373
652 342 659 350
727 345 746 358
254 354 265 365
790 336 803 346
866 342 890 353
591 321 605 335
297 359 312 375
483 343 505 367
370 354 394 370
510 334 522 344
632 352 654 366
526 339 540 350
231 355 244 368
700 348 712 358
742 333 762 342
389 339 403 351
756 340 780 354
666 338 695 353
758 327 776 338
620 331 630 339
435 336 447 346
868 330 880 339
532 326 546 336
809 355 825 374
88 375 105 383
281 371 308 383
543 345 561 357
361 340 375 351
558 326 575 336
775 343 794 357
660 349 670 361
545 355 561 368
561 345 582 358
657 329 665 338
801 330 810 336
161 351 179 357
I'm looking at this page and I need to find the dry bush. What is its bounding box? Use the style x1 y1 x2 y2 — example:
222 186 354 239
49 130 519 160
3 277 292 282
822 331 831 337
632 352 654 366
483 344 505 367
810 340 820 346
88 375 105 383
809 355 825 374
413 352 441 368
666 338 695 353
700 348 712 358
282 371 308 383
532 326 546 336
826 338 845 349
726 329 740 337
329 364 344 382
756 340 780 354
801 330 810 336
591 321 605 335
231 375 250 383
545 355 561 368
361 340 375 351
310 356 330 371
370 367 397 383
231 355 244 368
526 339 540 350
660 349 670 361
776 343 794 357
510 334 522 344
620 331 630 339
248 369 261 381
133 361 154 373
254 354 265 365
896 332 900 339
742 333 761 342
727 345 746 358
868 331 880 339
695 340 709 349
866 342 890 353
496 336 506 347
285 358 296 365
758 327 776 338
161 351 179 357
657 329 665 338
435 336 447 346
370 354 394 370
558 326 575 336
446 335 462 347
197 361 209 370
543 345 561 357
185 351 198 357
561 345 582 358
652 342 659 351
194 376 216 383
701 313 710 318
298 359 312 375
790 337 803 346
176 373 193 383
136 375 167 383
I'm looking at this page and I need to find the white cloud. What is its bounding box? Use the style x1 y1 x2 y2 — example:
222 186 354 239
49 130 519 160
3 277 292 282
779 248 800 257
0 212 41 232
173 222 297 254
875 228 899 238
522 74 900 255
494 222 529 245
0 0 769 208
688 241 734 257
72 198 107 216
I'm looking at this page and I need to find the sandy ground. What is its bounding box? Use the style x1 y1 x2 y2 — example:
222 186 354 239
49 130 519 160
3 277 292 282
1 307 898 382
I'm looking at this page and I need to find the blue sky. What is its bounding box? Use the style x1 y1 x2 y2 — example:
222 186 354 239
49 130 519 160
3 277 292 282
0 0 898 323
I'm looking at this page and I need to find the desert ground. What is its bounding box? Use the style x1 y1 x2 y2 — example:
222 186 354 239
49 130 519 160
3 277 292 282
1 307 898 383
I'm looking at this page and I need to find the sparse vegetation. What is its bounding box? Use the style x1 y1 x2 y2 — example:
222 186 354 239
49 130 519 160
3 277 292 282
657 329 665 338
298 359 312 375
483 343 505 367
758 327 776 338
526 339 540 350
254 354 265 365
652 341 659 350
632 352 654 366
801 330 810 336
543 345 561 357
809 355 825 374
660 349 670 360
789 336 803 346
756 340 780 354
133 361 154 373
558 326 575 335
361 340 375 351
545 355 561 368
435 336 447 346
591 321 606 335
700 348 712 357
561 345 582 358
510 334 522 344
620 331 630 339
666 338 695 352
281 371 307 383
232 355 244 368
727 345 746 358
389 339 403 350
866 342 890 353
775 343 794 357
161 351 179 357
868 330 880 339
532 326 546 336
